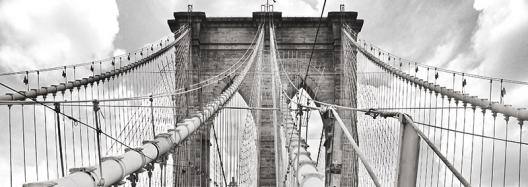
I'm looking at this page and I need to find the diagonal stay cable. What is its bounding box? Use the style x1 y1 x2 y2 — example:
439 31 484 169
416 121 528 146
301 0 328 85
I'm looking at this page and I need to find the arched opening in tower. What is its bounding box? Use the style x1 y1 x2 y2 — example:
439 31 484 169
209 92 258 187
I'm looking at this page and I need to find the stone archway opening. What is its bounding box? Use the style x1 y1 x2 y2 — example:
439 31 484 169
209 92 259 186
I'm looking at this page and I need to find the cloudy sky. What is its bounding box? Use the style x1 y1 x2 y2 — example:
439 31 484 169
0 0 527 186
1 0 527 103
1 0 527 82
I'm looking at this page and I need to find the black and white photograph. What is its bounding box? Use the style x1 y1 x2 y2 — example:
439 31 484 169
0 0 527 186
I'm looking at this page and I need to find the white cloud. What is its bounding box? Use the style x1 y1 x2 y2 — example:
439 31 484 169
299 0 318 10
0 0 120 186
0 0 120 72
467 0 528 81
426 39 458 68
113 48 126 57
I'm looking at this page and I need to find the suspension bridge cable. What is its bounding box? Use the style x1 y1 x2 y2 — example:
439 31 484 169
301 0 327 85
0 81 161 163
0 26 189 77
22 23 265 187
271 24 326 185
343 26 528 121
1 35 253 106
414 121 528 146
356 38 528 86
0 28 190 101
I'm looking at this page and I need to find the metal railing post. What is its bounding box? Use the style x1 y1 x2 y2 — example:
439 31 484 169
396 114 420 187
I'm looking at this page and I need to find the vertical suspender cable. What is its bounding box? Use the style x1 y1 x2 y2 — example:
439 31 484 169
22 104 27 182
44 94 50 180
469 105 476 183
54 103 65 177
212 115 228 186
460 102 467 183
491 112 497 186
519 120 523 187
9 105 13 187
451 99 459 186
33 88 39 181
436 95 445 187
444 96 452 184
479 109 486 186
503 116 510 186
70 86 76 168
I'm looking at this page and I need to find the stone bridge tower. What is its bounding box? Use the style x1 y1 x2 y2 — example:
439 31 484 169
168 9 363 187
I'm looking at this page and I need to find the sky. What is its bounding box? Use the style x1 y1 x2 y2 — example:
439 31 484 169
1 0 527 82
0 0 527 186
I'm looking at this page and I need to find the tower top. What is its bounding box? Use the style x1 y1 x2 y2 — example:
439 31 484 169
168 11 363 33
